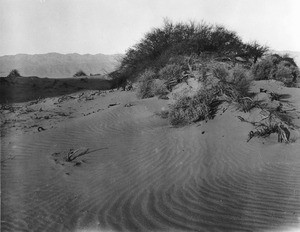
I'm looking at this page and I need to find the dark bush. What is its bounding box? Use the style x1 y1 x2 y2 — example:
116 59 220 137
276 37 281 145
243 41 268 63
7 69 21 78
73 70 87 77
111 19 250 83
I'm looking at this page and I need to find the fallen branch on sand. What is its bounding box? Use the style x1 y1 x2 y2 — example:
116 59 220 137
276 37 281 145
108 103 119 107
124 103 133 107
65 148 90 162
236 97 264 112
66 148 89 162
1 154 16 164
247 123 290 143
243 114 291 143
51 147 108 164
38 126 46 132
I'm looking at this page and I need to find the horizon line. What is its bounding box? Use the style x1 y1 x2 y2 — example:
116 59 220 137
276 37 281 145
0 52 124 57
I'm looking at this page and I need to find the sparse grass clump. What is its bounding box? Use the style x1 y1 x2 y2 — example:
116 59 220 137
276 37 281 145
212 64 253 102
158 63 183 90
136 69 170 99
237 97 263 112
136 69 157 99
209 62 231 82
152 79 169 97
158 63 183 81
169 89 217 125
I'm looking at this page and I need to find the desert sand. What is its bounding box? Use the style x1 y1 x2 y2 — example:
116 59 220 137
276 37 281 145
1 79 300 232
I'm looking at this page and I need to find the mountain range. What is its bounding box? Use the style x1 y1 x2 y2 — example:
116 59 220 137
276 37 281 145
0 53 122 78
0 51 299 79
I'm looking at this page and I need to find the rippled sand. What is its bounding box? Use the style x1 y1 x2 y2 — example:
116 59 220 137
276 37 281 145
1 83 300 232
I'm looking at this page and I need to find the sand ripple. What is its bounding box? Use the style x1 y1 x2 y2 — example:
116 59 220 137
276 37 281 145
2 99 300 231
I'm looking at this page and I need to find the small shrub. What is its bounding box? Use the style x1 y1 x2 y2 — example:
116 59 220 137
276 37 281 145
169 89 216 125
136 69 157 99
252 54 299 85
155 110 169 119
209 62 231 82
274 62 296 83
158 64 183 82
73 70 87 77
152 79 169 96
231 65 252 95
252 57 273 80
213 64 252 102
7 69 21 78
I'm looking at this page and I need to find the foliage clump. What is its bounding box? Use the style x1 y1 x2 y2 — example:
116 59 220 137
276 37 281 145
136 69 157 99
111 19 268 84
7 69 21 78
73 70 87 77
252 54 299 85
211 64 253 101
158 63 183 80
169 89 217 125
167 62 256 125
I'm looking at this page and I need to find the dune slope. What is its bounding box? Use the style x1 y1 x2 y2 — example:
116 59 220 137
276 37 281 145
1 83 300 232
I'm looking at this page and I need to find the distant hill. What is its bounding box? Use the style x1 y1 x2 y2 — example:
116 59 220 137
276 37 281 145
0 53 122 78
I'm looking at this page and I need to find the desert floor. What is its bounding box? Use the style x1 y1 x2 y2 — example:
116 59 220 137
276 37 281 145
1 79 300 232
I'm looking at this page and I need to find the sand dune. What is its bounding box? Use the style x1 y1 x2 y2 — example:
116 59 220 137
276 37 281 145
1 81 300 231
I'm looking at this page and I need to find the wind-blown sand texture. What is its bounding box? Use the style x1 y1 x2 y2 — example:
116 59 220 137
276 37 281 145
1 80 300 232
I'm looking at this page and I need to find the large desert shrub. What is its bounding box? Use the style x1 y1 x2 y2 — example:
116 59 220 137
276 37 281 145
7 69 21 78
111 19 253 83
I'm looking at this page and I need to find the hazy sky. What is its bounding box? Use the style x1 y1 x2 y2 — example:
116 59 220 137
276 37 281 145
0 0 299 56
